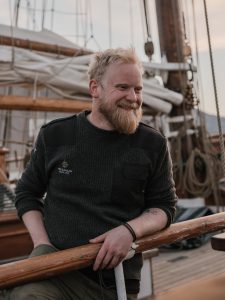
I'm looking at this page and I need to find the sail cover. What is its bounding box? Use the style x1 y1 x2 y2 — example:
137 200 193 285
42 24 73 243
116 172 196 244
0 24 183 114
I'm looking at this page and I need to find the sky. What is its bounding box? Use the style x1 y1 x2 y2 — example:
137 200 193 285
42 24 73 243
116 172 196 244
0 0 225 117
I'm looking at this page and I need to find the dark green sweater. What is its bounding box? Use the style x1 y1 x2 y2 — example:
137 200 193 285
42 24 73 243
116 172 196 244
15 110 176 293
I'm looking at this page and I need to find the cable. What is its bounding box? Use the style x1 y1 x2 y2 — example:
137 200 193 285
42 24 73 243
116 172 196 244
129 0 134 46
84 0 101 50
108 0 112 47
42 0 47 30
50 0 55 31
143 0 151 39
19 6 86 15
203 0 225 179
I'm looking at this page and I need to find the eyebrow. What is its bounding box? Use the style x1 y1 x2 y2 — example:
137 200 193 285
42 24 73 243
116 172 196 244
114 83 143 89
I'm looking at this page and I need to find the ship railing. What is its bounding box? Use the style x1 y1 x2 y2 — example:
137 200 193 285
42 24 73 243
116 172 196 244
0 212 225 296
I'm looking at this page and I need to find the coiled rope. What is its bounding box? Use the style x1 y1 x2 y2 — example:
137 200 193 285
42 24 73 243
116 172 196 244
183 148 222 199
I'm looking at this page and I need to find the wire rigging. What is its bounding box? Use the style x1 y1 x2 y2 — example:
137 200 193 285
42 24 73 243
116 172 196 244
14 0 21 27
108 0 112 48
203 0 225 178
129 0 134 46
143 0 151 39
42 0 47 30
50 0 55 31
84 0 101 50
142 0 154 60
75 0 79 43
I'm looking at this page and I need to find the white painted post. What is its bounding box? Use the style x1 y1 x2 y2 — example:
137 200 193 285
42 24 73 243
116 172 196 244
114 262 127 300
114 243 138 300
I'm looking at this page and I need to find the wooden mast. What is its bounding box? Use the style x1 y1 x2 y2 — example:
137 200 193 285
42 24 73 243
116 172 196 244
155 0 194 197
155 0 188 93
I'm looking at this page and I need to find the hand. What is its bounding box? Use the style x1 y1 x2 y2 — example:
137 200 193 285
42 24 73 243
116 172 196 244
89 225 133 271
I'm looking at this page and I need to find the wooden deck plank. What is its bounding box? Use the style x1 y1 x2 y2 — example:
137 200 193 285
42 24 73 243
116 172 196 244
151 241 225 295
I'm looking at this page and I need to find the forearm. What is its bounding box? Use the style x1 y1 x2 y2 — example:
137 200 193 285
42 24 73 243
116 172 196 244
22 210 51 247
90 208 168 270
127 208 168 240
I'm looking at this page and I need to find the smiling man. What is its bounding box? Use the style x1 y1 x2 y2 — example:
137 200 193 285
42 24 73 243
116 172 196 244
88 56 143 135
9 48 177 300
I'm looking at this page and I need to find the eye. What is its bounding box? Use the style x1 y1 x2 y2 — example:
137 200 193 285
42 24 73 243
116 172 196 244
135 87 142 94
117 85 129 90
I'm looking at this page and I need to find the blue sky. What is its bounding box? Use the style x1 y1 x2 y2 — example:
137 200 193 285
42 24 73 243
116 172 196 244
1 0 225 117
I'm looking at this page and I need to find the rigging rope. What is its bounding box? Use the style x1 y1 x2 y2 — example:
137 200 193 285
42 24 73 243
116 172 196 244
203 0 225 178
41 0 47 30
108 0 112 48
191 0 221 210
182 0 191 44
143 0 151 39
129 0 134 46
84 0 101 50
50 0 55 31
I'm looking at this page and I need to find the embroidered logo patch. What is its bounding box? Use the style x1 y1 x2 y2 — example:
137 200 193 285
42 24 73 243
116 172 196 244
58 160 72 175
62 160 69 169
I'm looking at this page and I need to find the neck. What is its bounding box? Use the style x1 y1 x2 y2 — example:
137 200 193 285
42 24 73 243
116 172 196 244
87 108 114 131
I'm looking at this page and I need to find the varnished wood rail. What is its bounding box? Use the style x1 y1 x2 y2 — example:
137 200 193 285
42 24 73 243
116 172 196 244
1 212 225 289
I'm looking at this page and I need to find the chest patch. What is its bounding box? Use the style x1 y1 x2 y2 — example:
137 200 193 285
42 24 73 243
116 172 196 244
57 160 73 175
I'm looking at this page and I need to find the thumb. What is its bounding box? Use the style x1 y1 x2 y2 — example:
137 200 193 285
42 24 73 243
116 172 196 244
89 232 107 243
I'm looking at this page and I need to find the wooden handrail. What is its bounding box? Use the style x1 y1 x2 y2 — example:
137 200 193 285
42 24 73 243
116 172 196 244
1 212 225 289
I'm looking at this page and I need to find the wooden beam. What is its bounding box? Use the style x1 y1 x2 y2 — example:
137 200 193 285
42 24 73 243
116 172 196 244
0 95 92 113
211 232 225 251
0 212 225 289
0 35 92 57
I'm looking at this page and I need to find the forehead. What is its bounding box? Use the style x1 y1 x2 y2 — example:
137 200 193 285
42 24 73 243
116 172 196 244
102 62 143 86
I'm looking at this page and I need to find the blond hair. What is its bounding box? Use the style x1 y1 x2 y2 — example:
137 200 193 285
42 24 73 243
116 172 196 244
87 48 143 83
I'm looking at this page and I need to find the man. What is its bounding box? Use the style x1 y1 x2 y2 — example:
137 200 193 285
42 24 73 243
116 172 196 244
9 48 176 299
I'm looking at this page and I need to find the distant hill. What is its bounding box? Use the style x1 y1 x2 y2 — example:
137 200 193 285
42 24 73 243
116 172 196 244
203 112 225 134
193 110 225 135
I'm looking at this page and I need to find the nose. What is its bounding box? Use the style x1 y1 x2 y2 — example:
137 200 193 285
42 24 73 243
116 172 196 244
126 88 138 103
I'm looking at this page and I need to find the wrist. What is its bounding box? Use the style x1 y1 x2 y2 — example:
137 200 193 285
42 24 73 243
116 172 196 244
122 222 137 242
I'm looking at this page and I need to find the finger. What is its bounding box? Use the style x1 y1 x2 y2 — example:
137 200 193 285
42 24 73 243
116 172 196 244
106 256 122 269
89 233 107 243
99 251 113 270
93 245 107 271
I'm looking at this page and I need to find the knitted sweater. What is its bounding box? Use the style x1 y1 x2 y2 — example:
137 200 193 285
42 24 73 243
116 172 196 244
15 110 177 292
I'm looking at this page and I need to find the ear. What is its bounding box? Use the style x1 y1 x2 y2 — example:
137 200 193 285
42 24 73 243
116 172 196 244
89 79 99 99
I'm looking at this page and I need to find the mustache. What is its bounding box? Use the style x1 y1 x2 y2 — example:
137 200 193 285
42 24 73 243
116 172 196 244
117 100 140 110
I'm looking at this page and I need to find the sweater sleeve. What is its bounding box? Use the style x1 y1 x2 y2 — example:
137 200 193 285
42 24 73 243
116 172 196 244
15 128 47 218
145 137 177 226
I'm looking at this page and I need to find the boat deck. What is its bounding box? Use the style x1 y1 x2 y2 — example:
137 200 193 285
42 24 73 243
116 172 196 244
151 240 225 296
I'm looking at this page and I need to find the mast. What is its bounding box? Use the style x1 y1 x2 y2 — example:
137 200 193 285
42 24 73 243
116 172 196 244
155 0 188 93
155 0 194 197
